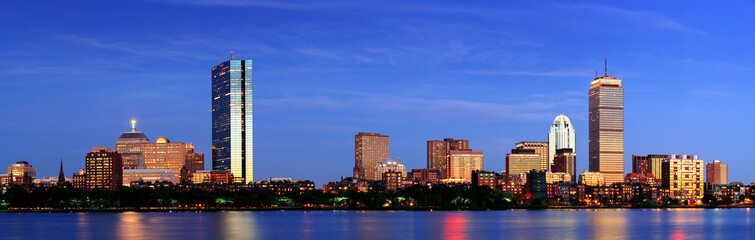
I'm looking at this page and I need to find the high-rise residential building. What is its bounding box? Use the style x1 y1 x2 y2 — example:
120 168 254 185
579 171 606 187
553 148 577 182
632 154 669 179
140 137 193 181
373 158 406 180
516 142 549 171
548 114 576 170
706 160 728 185
589 64 624 184
663 154 704 203
212 56 253 184
505 148 541 182
427 138 469 179
448 149 483 182
85 147 123 190
116 119 150 170
7 161 36 181
354 132 389 180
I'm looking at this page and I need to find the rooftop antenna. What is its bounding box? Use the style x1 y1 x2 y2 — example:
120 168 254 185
131 118 136 132
604 52 608 77
230 51 235 60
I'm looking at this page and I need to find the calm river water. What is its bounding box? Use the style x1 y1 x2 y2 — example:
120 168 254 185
0 209 752 239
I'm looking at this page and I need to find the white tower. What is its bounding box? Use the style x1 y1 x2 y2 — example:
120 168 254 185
548 114 576 171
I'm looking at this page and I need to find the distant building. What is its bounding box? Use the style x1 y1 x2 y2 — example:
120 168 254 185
579 171 606 187
122 169 176 187
140 137 197 181
632 154 668 179
254 178 316 195
706 160 728 185
545 172 572 184
192 170 233 184
383 170 403 191
427 138 469 179
553 148 576 182
354 132 389 180
625 173 657 185
373 158 406 180
185 150 205 172
589 69 625 184
72 168 86 189
471 170 497 189
548 115 576 171
516 142 549 172
663 154 704 203
408 169 440 184
448 149 483 182
7 161 36 183
85 147 123 190
115 119 150 169
33 177 72 188
526 170 547 200
506 148 541 182
212 57 254 184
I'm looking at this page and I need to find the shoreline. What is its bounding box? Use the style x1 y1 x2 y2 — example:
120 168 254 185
2 205 752 213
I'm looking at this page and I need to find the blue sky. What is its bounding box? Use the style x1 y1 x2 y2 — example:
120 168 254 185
1 1 754 186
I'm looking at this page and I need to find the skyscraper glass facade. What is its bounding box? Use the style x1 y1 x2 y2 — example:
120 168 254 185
212 59 253 183
589 75 624 184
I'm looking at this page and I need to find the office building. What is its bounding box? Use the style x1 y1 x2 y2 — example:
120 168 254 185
192 170 233 184
589 64 625 184
7 161 36 183
354 132 389 180
506 148 541 182
579 171 606 187
383 170 403 191
706 160 728 184
212 56 253 184
373 158 406 180
662 154 704 203
122 169 176 186
85 147 123 190
115 119 151 169
140 137 194 180
625 173 657 185
545 172 572 184
548 114 576 170
526 170 547 199
427 138 469 179
447 149 483 182
516 142 549 171
72 168 86 189
186 149 205 172
472 170 497 189
553 148 577 182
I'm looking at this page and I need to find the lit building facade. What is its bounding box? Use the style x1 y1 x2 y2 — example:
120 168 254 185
662 154 704 203
706 160 728 185
192 170 233 184
373 158 406 180
516 142 549 171
408 169 440 184
122 169 176 186
553 148 577 182
212 57 253 184
7 161 36 181
589 70 624 184
115 119 150 169
472 170 497 189
427 138 469 179
354 132 389 180
506 148 541 182
632 154 668 179
579 171 606 187
140 137 192 180
85 147 123 190
545 172 572 184
548 114 576 170
448 149 483 182
72 168 86 189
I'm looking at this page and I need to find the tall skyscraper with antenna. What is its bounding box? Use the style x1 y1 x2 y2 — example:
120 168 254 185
588 58 624 184
212 53 253 184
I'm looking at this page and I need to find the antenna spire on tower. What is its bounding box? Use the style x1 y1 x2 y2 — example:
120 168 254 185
604 52 608 77
230 51 235 60
131 118 136 131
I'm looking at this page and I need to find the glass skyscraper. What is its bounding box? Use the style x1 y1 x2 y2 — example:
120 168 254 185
212 58 253 184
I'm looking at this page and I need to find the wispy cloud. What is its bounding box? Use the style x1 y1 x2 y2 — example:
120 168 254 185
566 3 705 35
459 70 589 77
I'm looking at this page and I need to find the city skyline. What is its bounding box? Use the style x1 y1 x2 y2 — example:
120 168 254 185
3 1 755 186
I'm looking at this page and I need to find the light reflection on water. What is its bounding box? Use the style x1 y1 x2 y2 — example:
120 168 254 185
0 209 753 239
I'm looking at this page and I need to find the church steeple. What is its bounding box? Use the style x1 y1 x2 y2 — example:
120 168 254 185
57 159 65 187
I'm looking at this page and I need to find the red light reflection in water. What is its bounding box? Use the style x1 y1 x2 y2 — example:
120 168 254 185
672 227 686 240
442 213 468 240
